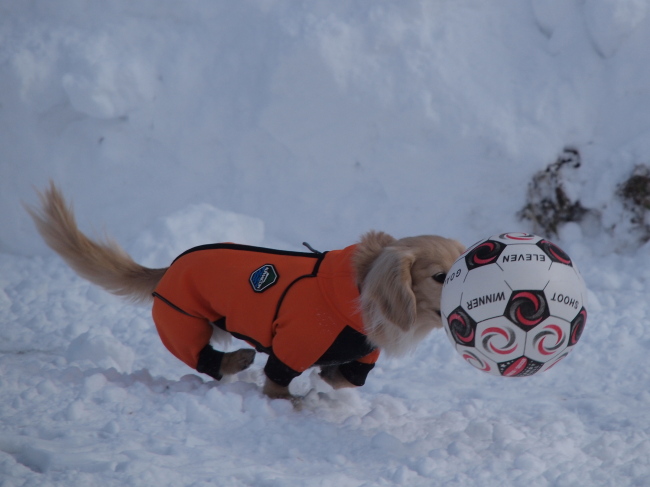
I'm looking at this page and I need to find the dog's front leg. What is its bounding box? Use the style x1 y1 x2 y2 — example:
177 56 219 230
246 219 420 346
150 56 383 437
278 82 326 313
262 378 303 409
262 378 291 398
319 365 357 389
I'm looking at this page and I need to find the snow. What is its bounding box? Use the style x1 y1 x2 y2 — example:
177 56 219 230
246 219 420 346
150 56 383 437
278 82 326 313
2 0 650 485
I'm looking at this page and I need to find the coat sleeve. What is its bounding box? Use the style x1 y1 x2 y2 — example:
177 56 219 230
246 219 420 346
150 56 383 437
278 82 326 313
263 352 302 387
264 280 346 386
262 314 335 386
338 349 380 386
264 270 380 387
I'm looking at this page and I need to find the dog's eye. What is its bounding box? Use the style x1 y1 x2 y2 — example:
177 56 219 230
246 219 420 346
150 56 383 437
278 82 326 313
432 272 446 284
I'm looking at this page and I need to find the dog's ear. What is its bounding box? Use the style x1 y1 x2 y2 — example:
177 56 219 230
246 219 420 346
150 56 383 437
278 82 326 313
354 231 397 285
362 246 417 331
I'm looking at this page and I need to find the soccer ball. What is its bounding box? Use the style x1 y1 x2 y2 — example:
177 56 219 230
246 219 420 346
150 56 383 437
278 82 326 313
440 232 588 377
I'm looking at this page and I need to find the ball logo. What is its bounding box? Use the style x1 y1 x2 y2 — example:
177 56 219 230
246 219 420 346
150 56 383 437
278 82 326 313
532 324 566 356
447 307 476 347
499 232 536 241
498 357 543 377
506 290 549 329
462 350 492 373
537 240 572 266
481 326 519 355
569 308 587 346
249 264 278 292
465 240 506 270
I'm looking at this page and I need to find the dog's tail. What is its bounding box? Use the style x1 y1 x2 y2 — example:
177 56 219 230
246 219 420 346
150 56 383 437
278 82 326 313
25 182 167 303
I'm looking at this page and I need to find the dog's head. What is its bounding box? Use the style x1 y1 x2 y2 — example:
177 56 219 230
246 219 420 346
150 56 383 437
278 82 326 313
355 231 465 356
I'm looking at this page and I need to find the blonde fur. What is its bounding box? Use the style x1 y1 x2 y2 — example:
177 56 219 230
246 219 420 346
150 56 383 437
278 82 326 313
25 182 167 303
357 232 465 356
26 183 465 400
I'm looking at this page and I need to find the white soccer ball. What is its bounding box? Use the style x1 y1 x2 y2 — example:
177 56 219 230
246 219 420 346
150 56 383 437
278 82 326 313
440 232 588 377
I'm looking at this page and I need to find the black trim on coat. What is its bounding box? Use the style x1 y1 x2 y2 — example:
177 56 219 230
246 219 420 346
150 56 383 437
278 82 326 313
264 353 301 387
315 325 376 366
196 345 225 381
213 318 272 356
272 252 327 321
172 243 324 265
338 361 375 387
152 292 202 319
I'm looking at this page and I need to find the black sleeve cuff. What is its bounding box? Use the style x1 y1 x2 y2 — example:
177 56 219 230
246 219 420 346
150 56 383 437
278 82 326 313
338 361 375 387
196 345 224 381
264 353 301 387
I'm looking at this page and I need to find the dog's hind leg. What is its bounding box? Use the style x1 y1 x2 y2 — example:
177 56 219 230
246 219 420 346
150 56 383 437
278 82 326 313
152 298 255 381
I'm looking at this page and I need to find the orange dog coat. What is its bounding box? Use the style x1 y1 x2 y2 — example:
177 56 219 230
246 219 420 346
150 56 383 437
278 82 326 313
151 243 379 387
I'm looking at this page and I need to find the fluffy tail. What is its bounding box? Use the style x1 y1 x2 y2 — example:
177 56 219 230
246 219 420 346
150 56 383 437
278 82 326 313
25 182 167 303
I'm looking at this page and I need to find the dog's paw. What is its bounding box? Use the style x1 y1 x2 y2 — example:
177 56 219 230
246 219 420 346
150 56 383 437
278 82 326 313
220 348 256 375
319 365 356 389
262 378 305 410
262 378 291 399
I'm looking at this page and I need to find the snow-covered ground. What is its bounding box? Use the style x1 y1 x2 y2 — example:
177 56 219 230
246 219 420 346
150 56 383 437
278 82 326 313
2 1 650 485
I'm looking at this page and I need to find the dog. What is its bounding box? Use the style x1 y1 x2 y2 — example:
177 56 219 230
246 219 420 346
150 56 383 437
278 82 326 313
26 182 465 403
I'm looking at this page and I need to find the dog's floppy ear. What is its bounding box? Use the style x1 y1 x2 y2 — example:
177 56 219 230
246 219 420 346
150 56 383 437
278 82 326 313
362 246 417 331
354 230 397 285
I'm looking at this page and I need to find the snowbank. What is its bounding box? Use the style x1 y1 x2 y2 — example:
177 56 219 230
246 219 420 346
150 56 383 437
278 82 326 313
2 1 650 485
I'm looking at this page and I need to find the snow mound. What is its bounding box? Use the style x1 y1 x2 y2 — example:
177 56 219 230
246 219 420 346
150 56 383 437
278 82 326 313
129 203 265 267
66 330 135 373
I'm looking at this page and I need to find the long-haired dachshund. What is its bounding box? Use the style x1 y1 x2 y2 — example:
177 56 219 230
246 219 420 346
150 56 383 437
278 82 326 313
26 183 464 403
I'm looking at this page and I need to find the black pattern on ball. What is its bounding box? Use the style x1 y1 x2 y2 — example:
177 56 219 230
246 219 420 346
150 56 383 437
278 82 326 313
537 240 572 266
569 307 587 346
505 290 549 330
465 240 506 270
447 307 477 347
498 357 544 377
